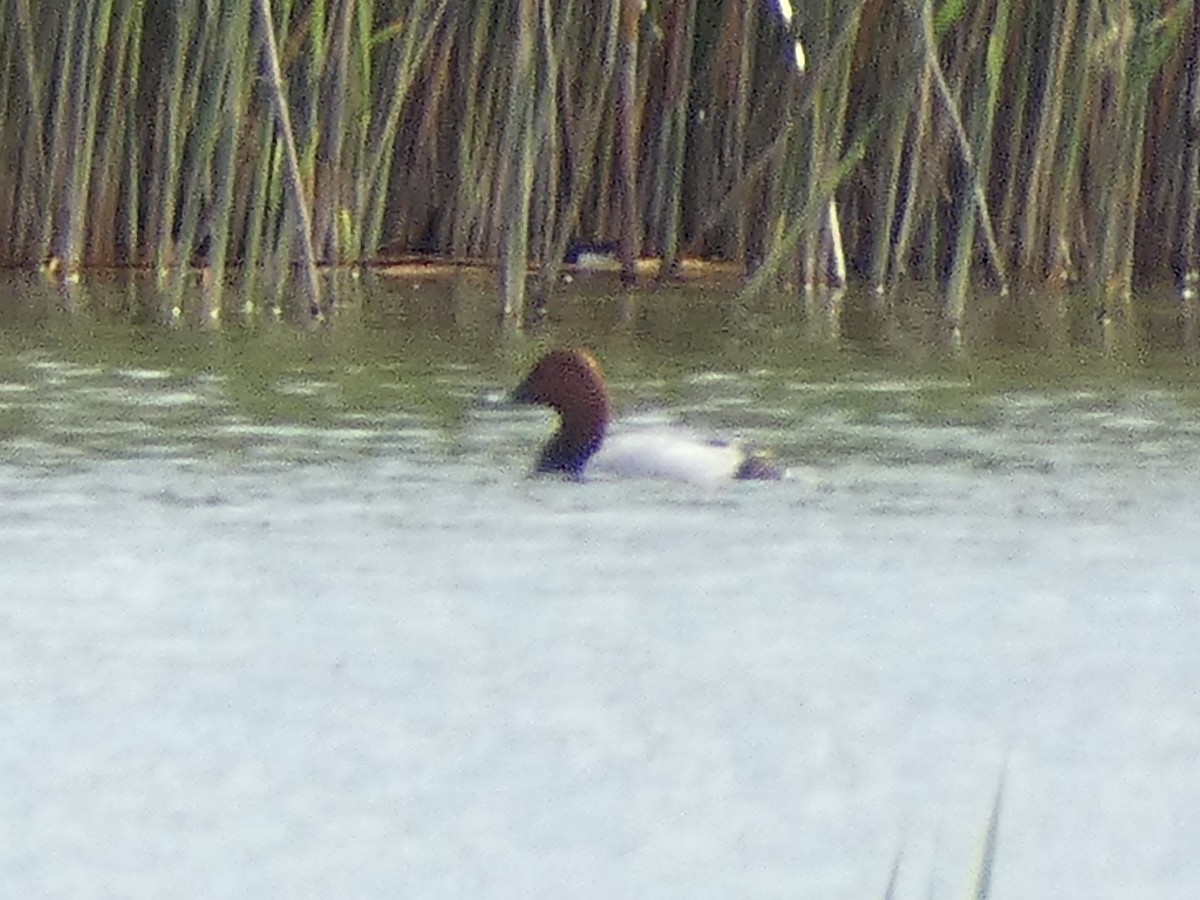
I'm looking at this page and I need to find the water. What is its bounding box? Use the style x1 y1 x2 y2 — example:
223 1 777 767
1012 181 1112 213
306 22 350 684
0 273 1198 898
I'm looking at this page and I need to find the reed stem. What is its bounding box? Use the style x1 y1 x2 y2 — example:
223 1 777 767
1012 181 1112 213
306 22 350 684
0 0 1190 311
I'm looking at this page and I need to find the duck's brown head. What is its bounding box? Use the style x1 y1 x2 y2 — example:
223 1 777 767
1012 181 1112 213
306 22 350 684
511 348 612 476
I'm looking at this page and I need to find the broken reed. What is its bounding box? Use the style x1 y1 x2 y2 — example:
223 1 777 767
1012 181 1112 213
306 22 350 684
0 0 1195 307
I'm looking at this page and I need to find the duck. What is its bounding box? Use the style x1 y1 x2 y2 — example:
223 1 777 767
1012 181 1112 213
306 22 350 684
510 348 783 485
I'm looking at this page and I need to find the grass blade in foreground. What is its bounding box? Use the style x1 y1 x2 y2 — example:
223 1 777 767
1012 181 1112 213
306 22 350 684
968 768 1005 900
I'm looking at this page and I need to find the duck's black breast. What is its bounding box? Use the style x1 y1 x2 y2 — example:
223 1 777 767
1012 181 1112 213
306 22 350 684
537 428 603 477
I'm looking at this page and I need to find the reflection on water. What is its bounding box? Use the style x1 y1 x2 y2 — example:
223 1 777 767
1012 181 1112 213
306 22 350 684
1 272 1199 899
0 271 1197 475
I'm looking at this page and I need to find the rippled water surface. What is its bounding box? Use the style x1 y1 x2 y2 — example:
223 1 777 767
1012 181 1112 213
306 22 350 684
1 273 1198 898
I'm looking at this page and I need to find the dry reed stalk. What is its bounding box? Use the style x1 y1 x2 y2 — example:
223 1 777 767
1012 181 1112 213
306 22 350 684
0 0 1192 313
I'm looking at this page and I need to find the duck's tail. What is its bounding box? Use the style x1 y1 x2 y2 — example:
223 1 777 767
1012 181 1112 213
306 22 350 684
735 448 785 481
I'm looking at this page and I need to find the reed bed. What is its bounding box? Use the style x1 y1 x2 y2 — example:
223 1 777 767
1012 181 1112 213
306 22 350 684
0 0 1195 316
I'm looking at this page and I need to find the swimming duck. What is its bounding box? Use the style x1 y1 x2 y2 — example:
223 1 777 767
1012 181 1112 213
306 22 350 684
510 348 783 485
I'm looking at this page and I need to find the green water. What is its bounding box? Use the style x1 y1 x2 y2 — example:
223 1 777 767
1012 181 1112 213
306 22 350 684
1 270 1198 899
1 270 1196 471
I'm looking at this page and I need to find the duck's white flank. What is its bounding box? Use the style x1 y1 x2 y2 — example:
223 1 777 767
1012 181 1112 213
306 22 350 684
588 429 751 488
